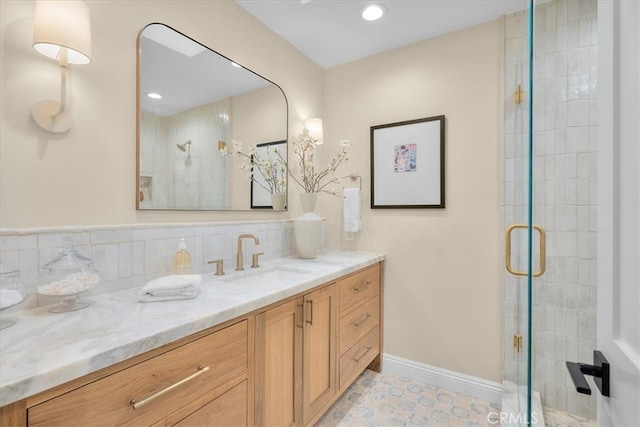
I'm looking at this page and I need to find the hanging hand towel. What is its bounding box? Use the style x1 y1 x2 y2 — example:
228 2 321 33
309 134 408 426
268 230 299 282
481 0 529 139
138 274 201 302
343 187 362 233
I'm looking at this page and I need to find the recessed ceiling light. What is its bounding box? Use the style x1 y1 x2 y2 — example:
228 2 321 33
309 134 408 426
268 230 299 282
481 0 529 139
147 92 162 99
362 4 386 21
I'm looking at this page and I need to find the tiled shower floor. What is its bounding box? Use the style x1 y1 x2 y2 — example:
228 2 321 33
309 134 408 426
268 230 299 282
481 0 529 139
316 370 596 426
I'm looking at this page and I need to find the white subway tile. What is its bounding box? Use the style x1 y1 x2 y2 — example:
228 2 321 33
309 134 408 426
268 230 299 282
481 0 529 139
91 229 132 245
119 242 132 279
0 234 37 251
38 232 90 249
567 0 580 22
132 241 145 276
578 19 591 47
578 260 591 285
556 24 568 52
557 0 568 24
92 244 119 282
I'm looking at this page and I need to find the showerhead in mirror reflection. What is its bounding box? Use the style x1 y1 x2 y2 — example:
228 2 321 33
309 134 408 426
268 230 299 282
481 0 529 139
136 23 288 211
176 140 191 152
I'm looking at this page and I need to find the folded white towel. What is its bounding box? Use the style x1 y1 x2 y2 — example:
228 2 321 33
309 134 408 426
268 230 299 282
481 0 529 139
0 288 23 309
343 187 362 233
138 274 201 303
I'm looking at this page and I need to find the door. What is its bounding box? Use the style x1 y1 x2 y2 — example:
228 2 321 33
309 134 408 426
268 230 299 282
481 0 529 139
503 1 539 423
597 1 640 425
254 298 303 427
302 284 337 424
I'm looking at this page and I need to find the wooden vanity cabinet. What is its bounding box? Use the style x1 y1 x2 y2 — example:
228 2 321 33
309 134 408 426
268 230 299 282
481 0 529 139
1 261 383 427
254 283 337 427
4 319 252 427
254 262 383 427
302 284 337 424
336 264 382 390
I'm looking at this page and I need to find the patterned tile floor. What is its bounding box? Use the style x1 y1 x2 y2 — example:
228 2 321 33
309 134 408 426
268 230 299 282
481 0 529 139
316 370 596 427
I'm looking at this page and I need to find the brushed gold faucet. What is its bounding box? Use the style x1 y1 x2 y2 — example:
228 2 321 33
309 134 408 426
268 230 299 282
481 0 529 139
236 234 260 271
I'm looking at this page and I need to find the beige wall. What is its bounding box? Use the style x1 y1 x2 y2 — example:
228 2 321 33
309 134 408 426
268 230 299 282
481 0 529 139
231 85 288 209
0 0 322 228
321 20 504 381
2 1 505 383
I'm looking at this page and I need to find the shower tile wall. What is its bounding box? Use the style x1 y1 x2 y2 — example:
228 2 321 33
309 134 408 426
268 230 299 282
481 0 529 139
140 99 231 209
167 101 230 209
503 0 597 419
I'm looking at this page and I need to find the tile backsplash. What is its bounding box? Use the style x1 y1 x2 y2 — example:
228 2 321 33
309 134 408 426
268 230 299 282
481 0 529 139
1 220 295 307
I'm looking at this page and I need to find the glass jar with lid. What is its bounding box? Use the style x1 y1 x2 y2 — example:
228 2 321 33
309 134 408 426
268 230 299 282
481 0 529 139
37 236 100 313
0 264 25 329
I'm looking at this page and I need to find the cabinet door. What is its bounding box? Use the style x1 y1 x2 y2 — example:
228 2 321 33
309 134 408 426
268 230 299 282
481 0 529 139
302 284 337 425
254 298 303 427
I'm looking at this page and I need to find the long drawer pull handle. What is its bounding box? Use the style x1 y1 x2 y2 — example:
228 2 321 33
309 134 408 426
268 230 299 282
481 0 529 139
305 300 313 325
130 366 209 410
353 313 372 327
296 303 304 329
353 346 372 364
353 281 371 292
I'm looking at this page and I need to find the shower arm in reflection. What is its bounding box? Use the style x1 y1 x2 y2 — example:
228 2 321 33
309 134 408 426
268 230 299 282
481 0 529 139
177 140 192 153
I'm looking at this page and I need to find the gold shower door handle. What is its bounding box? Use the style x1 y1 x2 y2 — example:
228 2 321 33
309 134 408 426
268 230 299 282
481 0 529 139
505 224 546 277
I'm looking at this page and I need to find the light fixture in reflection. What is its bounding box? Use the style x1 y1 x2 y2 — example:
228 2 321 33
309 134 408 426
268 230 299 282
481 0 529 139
304 117 324 144
231 62 242 68
147 92 162 99
362 4 386 21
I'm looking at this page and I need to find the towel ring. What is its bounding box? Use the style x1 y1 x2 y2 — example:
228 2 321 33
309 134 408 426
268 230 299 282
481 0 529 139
341 172 361 190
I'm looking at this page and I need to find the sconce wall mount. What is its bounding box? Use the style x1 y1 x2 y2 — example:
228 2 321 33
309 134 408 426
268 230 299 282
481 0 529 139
31 0 92 133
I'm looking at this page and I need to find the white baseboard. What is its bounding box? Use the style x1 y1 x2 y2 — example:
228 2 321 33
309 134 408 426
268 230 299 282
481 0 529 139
382 353 503 405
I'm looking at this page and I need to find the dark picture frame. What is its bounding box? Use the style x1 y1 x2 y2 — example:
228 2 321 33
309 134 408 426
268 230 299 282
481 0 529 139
370 115 445 208
250 140 287 209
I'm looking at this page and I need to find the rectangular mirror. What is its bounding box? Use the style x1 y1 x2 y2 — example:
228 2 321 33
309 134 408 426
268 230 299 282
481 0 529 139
136 23 288 210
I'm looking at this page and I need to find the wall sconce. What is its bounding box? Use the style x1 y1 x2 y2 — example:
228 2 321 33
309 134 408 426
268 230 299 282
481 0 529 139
32 0 92 133
304 117 324 144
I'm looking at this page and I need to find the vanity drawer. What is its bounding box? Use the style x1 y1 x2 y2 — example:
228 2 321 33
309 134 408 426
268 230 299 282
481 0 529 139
339 326 379 390
339 295 379 354
173 380 247 426
338 264 380 314
28 320 248 427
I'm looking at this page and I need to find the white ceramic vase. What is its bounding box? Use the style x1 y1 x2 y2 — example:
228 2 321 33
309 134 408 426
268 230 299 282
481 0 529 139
270 193 287 211
294 193 323 259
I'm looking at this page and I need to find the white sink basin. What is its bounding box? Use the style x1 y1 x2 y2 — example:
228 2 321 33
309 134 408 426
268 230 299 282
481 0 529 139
219 266 313 286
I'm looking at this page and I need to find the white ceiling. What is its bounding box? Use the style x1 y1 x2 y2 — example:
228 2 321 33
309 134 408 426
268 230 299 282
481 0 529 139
236 0 527 69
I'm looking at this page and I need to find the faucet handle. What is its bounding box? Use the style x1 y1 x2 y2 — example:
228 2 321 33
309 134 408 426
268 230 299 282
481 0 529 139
207 259 225 275
251 252 264 268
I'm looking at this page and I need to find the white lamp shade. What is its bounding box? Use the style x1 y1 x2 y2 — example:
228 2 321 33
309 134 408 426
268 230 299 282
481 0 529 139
305 117 324 143
33 0 92 65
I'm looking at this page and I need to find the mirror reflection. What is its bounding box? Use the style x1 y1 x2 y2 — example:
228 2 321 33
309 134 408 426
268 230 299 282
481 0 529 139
137 23 288 210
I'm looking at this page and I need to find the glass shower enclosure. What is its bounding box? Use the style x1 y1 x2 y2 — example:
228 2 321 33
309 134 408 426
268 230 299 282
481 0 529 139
503 0 598 425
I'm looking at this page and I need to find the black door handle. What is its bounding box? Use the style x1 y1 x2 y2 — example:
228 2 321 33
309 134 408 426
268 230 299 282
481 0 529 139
566 350 610 397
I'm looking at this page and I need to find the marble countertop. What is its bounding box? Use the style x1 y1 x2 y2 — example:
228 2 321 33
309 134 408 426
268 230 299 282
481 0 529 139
0 250 384 407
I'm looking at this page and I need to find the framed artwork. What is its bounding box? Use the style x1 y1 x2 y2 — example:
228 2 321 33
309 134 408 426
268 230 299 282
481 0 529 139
251 140 287 209
370 115 445 208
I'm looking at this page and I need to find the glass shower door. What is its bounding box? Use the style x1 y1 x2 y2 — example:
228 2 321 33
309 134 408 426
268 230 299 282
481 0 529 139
504 0 599 424
503 0 542 425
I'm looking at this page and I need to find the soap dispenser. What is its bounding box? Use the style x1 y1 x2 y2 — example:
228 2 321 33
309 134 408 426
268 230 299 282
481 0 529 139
173 238 192 274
